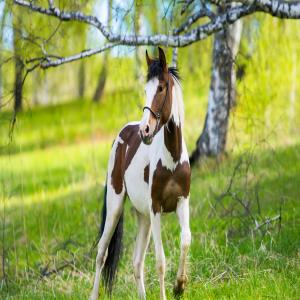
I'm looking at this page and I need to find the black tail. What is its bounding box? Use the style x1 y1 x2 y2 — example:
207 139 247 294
100 184 124 295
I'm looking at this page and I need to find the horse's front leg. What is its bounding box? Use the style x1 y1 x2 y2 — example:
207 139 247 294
150 211 167 300
173 196 191 296
133 211 151 299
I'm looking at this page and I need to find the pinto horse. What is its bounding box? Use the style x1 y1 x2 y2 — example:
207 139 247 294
90 47 191 300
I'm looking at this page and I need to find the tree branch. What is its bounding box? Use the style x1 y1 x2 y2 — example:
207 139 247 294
38 43 117 69
180 0 196 15
256 0 300 18
13 0 300 69
173 6 216 35
14 0 256 47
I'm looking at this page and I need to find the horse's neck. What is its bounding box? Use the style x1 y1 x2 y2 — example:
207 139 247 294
156 78 184 165
163 80 184 163
162 118 183 163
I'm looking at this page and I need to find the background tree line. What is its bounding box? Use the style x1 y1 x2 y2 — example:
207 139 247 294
0 0 299 164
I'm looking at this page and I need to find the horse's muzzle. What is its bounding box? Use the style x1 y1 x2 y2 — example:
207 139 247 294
139 130 153 145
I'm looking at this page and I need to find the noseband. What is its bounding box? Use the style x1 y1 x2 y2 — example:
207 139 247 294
143 81 169 134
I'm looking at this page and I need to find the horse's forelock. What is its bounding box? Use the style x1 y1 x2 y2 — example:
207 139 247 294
146 59 181 82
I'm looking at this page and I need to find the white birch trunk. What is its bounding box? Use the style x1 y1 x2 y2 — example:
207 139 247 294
190 15 243 163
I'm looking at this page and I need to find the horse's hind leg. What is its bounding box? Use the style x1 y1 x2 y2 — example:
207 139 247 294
133 211 151 299
90 186 125 300
174 196 191 296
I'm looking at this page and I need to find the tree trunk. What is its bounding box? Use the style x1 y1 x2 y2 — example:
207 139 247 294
0 50 2 109
92 63 107 102
134 0 143 82
92 0 111 102
14 56 24 112
78 60 85 98
0 2 7 109
13 15 24 112
190 15 243 165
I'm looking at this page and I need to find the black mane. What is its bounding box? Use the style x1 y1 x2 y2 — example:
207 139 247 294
147 59 181 82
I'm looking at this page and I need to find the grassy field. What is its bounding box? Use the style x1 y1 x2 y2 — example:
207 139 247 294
0 92 299 299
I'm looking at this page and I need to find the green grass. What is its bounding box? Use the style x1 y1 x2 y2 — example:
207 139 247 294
0 93 299 299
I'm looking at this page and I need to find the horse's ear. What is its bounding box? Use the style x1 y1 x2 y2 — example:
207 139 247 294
158 47 167 71
146 50 153 67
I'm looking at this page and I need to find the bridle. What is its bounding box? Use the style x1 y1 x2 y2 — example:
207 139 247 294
142 80 169 135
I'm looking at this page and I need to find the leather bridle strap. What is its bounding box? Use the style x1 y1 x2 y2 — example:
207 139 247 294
142 81 169 134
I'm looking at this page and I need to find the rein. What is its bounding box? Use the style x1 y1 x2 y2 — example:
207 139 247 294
143 81 169 134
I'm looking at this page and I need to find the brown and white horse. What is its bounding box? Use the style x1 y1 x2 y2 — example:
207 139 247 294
90 47 191 300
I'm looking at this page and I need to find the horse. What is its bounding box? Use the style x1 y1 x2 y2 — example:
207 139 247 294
90 47 191 300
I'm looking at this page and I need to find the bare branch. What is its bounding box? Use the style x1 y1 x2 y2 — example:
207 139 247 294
38 43 118 69
13 0 300 70
256 0 300 18
48 0 54 10
254 215 281 231
14 0 256 47
180 0 196 15
173 7 216 35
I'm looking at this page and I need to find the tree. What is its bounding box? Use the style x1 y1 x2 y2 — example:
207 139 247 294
92 0 112 102
134 0 143 82
13 0 300 68
78 60 85 98
12 0 300 157
13 11 24 112
190 6 243 164
0 1 7 108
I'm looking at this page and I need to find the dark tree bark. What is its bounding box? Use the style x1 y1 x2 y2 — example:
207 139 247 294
14 57 24 112
92 0 112 102
190 13 242 165
13 15 24 112
78 60 85 98
92 63 107 102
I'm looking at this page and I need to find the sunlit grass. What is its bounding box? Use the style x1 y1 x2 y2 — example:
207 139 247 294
1 91 299 299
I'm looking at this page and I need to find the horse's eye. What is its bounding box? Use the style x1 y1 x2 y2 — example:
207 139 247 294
158 86 163 92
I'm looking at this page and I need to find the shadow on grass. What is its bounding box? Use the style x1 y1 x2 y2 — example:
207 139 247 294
1 141 300 299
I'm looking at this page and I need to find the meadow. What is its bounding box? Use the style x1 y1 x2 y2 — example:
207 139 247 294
0 16 300 299
0 81 299 299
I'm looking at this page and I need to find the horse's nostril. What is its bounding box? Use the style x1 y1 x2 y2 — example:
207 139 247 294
145 125 150 134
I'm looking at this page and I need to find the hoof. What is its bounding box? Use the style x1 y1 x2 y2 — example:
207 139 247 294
173 275 187 298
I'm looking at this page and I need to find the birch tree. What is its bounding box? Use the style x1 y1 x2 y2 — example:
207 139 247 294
134 0 143 82
10 0 300 159
190 6 243 163
13 0 300 68
0 2 7 107
93 0 112 102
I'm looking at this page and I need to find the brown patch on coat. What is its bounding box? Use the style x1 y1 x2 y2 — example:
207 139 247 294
111 124 142 194
144 164 149 184
151 159 191 214
111 141 127 194
164 117 182 162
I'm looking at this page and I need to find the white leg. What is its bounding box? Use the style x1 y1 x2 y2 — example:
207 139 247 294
174 197 191 296
150 211 166 300
133 212 151 299
90 187 125 300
